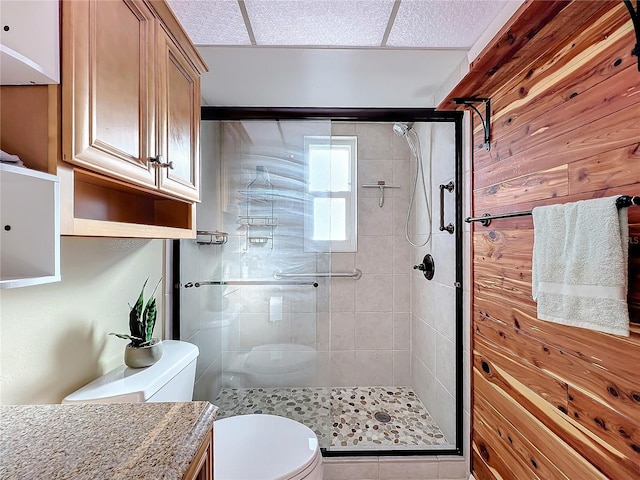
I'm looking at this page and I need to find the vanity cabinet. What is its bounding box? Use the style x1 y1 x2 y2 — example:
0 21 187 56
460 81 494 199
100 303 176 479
58 0 206 237
183 429 214 480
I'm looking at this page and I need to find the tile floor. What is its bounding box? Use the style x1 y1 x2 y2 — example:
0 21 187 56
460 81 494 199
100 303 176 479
214 386 449 451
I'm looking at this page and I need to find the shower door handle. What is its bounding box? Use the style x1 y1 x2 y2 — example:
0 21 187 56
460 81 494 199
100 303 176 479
439 182 455 234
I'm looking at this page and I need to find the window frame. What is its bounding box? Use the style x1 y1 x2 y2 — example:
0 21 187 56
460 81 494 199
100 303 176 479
303 135 358 253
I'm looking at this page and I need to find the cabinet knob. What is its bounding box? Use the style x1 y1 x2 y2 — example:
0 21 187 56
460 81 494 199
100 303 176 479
150 155 174 170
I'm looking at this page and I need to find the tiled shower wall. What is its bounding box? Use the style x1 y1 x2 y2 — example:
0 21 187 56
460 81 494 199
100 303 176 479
410 122 459 444
319 122 415 387
187 121 462 424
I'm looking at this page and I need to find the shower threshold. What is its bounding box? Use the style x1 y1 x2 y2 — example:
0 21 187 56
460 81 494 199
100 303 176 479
213 386 449 452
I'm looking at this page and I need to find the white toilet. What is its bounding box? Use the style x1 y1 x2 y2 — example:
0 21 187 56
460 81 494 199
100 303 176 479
62 340 324 480
223 343 317 388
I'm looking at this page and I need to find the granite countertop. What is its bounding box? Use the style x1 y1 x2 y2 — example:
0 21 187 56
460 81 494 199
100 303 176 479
0 401 217 480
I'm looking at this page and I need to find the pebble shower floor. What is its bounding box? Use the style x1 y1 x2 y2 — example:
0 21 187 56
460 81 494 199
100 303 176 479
214 386 448 450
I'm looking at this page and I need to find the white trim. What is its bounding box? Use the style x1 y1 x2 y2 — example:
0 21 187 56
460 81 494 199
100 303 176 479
304 135 358 253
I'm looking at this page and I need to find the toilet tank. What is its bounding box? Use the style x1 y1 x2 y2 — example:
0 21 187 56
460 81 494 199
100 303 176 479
62 340 199 404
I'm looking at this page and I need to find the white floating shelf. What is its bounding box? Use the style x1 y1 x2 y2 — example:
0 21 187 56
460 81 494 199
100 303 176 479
0 163 60 288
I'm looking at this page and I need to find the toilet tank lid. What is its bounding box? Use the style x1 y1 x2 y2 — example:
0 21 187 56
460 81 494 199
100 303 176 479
62 340 199 403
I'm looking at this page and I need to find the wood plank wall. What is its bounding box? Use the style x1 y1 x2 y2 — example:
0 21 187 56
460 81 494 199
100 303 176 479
444 1 640 478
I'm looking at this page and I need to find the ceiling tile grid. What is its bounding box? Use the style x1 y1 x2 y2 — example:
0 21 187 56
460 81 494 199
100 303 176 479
168 0 512 49
387 0 510 48
167 0 250 45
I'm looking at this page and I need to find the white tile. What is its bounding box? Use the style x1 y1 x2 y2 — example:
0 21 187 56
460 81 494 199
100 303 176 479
393 195 412 237
356 123 394 160
356 236 393 274
355 312 393 350
412 277 434 327
290 287 317 313
358 160 394 198
291 312 316 346
359 197 393 236
393 274 411 313
332 122 357 135
354 350 393 385
315 312 330 352
331 312 356 350
331 252 356 271
433 283 456 341
392 236 411 274
323 457 379 480
392 350 411 386
438 458 469 479
411 354 436 412
432 233 456 287
434 383 456 444
412 315 436 373
329 351 357 386
331 278 355 312
355 274 393 312
436 333 456 397
393 312 410 350
391 157 411 197
431 123 455 186
378 457 439 479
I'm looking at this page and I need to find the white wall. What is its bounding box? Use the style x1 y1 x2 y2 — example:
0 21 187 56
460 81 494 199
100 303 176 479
198 47 467 108
0 237 164 404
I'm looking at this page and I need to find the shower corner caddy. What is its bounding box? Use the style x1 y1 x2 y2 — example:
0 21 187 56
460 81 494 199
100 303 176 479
239 166 277 249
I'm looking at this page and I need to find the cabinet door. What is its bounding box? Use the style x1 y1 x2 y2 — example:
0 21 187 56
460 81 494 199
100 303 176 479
62 0 156 188
156 29 200 202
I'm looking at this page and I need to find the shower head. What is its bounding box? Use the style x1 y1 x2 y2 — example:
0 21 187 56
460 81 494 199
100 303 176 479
393 122 414 137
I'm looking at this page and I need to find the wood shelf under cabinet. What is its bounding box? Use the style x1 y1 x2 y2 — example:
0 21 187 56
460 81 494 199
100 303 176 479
58 162 195 238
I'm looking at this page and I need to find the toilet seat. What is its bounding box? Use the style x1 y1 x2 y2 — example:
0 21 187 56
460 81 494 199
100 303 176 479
214 414 323 480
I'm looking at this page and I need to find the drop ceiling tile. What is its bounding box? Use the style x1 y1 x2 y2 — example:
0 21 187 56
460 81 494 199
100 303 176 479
244 0 395 47
167 0 251 45
387 0 509 48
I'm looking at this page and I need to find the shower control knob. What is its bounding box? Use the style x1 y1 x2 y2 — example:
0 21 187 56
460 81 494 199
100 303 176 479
413 254 435 280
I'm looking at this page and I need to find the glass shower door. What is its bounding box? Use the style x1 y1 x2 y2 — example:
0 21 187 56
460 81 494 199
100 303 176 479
211 119 334 448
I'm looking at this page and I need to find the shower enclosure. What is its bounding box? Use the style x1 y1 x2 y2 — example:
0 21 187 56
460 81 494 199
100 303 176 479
174 111 463 456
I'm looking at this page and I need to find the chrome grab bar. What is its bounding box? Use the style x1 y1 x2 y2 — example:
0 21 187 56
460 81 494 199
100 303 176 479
439 181 455 234
183 280 318 288
273 268 362 280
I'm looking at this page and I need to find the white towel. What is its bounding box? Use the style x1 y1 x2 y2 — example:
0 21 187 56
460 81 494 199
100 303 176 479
531 196 629 336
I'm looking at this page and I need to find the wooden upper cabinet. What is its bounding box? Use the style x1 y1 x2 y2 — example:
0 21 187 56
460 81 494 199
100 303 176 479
63 0 157 188
156 26 200 201
62 0 206 203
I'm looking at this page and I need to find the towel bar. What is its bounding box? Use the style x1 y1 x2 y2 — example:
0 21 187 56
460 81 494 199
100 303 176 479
465 195 640 227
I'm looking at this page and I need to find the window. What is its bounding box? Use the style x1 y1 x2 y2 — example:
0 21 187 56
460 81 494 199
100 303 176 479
304 136 357 252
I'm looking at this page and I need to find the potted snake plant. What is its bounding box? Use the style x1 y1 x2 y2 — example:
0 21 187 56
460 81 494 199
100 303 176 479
110 278 163 368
